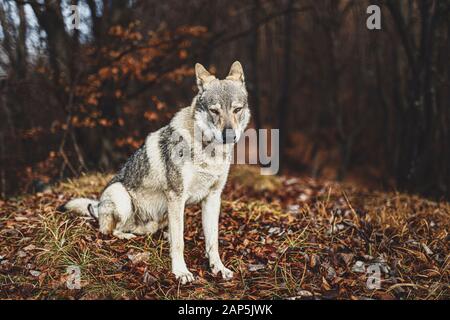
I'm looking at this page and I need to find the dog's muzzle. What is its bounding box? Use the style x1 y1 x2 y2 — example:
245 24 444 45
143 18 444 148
222 128 236 144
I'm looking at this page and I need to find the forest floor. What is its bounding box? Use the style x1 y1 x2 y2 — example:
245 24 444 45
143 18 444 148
0 166 449 300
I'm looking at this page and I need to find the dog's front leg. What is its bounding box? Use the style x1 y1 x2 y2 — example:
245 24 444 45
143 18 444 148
202 191 234 280
167 194 194 284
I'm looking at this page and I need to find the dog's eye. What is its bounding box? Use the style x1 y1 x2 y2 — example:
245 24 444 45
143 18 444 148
210 109 220 115
233 107 243 114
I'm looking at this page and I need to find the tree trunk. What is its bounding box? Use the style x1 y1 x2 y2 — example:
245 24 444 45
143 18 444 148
16 1 28 79
277 0 294 173
250 0 262 131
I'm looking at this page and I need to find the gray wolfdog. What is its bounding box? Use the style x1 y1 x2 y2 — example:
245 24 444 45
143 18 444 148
62 61 250 283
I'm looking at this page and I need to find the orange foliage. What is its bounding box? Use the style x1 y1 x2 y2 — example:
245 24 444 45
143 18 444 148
115 137 143 149
144 111 159 121
70 22 207 129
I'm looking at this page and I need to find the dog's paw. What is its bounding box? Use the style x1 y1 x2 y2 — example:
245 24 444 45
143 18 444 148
212 263 234 280
112 230 136 240
173 269 195 284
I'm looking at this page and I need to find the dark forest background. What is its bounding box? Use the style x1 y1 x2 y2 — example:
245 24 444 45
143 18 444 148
0 0 449 199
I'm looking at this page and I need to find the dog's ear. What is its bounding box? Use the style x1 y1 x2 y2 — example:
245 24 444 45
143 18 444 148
195 63 215 92
226 61 245 84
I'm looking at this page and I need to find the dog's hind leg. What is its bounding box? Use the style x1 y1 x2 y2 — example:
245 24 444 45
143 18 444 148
132 221 159 236
98 182 134 239
110 220 158 239
97 200 116 235
112 229 136 239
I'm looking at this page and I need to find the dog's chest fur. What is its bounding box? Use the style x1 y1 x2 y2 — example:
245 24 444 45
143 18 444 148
125 112 231 221
184 158 230 204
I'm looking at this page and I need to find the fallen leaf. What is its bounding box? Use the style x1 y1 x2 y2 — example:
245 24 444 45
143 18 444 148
127 251 150 264
248 264 265 272
24 244 36 251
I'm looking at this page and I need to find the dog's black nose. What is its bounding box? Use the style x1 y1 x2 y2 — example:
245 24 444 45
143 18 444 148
222 128 236 144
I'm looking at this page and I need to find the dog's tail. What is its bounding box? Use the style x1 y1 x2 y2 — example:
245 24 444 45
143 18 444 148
58 198 99 220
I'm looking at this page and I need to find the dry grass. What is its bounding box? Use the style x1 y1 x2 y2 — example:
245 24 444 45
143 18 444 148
0 166 449 299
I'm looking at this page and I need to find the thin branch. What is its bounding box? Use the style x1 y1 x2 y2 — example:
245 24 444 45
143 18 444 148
210 6 313 48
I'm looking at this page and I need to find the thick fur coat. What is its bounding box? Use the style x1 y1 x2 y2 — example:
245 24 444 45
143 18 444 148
62 61 250 283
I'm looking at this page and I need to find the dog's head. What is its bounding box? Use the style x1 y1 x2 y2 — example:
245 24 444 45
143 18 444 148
193 61 250 144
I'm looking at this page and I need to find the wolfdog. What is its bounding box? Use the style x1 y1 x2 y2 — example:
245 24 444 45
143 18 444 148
61 61 250 283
